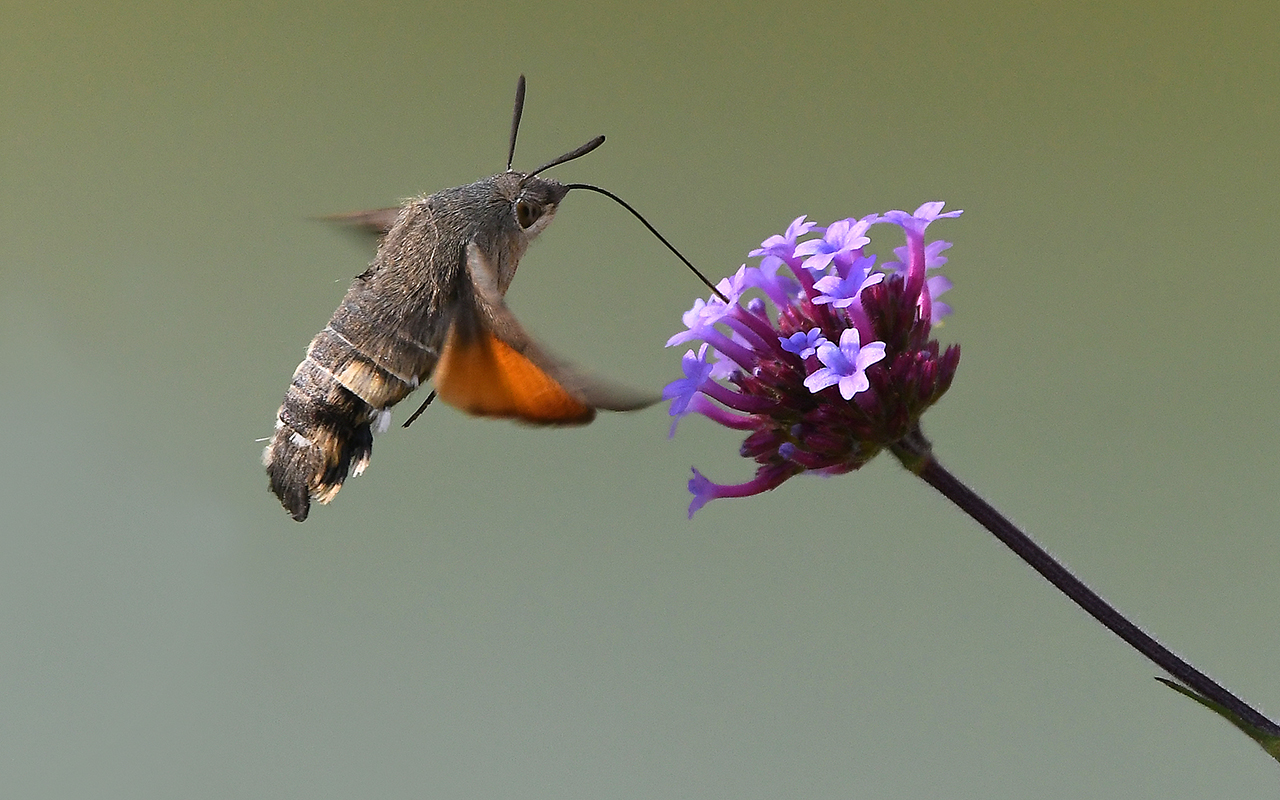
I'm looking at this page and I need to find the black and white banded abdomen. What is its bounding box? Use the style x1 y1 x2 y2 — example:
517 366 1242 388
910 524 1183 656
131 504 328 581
264 310 433 521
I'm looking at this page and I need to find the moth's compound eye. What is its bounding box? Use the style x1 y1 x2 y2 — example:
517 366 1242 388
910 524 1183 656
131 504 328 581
515 198 543 229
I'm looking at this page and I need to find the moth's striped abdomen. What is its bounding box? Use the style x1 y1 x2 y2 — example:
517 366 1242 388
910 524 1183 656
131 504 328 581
263 195 466 521
264 303 432 521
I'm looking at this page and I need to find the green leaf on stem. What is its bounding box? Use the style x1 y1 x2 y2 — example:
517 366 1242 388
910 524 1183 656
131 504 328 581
1156 678 1280 761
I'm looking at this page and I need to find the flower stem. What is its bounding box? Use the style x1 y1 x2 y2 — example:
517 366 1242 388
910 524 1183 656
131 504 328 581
890 426 1280 740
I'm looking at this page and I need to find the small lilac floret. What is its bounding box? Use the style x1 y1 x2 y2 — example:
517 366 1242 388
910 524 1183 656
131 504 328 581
812 255 884 308
749 215 819 260
793 217 873 275
780 328 827 359
717 265 752 304
884 240 956 323
666 296 731 347
687 468 716 518
881 204 961 279
926 275 954 322
749 255 801 306
664 345 716 414
687 465 792 519
803 328 887 400
886 239 954 276
662 345 742 437
881 202 962 236
923 239 954 268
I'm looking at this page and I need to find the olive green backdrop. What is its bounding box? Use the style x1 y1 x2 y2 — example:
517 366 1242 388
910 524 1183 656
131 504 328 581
3 1 1278 797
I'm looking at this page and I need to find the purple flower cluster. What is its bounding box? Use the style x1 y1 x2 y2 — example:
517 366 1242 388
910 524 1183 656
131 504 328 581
664 203 963 517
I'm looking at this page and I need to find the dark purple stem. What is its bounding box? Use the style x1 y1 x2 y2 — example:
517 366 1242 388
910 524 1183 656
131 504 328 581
890 426 1280 738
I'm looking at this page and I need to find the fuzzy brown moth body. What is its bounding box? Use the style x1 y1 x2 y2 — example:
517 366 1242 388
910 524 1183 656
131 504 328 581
264 77 655 521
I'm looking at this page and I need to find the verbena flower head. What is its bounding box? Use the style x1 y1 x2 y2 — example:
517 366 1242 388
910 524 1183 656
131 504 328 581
665 203 963 517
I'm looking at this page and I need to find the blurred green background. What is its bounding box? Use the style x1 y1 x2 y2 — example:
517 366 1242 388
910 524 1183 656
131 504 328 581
3 1 1278 797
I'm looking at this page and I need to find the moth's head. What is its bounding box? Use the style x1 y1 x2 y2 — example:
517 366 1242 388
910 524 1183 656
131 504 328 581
496 99 605 244
468 170 574 297
494 171 571 243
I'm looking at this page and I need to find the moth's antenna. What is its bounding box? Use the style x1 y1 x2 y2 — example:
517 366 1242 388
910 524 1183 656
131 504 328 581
567 183 727 301
507 75 527 172
503 80 721 301
526 135 606 179
508 73 603 180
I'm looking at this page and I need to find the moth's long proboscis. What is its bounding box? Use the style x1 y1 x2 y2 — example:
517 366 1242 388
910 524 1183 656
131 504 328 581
566 183 726 301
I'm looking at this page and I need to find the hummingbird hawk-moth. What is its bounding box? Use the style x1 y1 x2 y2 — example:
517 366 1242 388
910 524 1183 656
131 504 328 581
264 76 672 521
